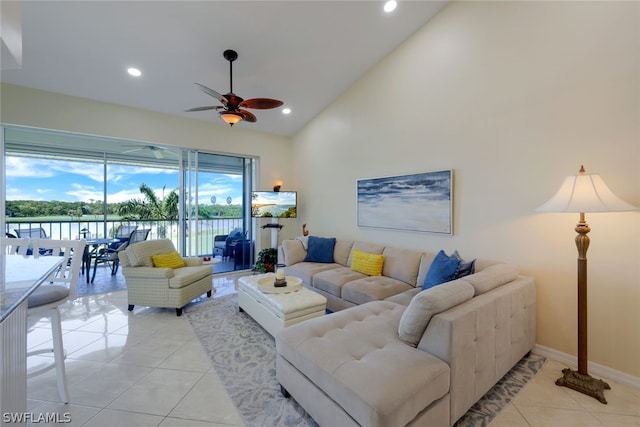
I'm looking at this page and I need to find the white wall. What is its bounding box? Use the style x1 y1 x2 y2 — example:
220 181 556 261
0 83 298 246
291 1 640 377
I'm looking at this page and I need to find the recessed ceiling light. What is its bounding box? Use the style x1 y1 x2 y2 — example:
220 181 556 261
282 108 291 115
384 0 397 13
127 67 142 77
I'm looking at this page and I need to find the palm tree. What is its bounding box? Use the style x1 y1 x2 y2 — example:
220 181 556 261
118 183 179 237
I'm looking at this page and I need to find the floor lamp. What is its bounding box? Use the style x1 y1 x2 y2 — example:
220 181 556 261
536 165 637 404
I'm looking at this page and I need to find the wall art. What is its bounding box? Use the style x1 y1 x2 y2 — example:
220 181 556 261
357 170 452 234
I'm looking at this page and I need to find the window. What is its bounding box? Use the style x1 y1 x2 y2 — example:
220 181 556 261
2 125 256 273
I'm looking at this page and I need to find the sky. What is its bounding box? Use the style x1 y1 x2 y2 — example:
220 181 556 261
5 156 245 206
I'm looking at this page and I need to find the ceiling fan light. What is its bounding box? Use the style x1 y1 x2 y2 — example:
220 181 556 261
219 111 243 126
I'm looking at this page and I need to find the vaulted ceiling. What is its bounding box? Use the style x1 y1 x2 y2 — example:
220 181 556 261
1 1 447 136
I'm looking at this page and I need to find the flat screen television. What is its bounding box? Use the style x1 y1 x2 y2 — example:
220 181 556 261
251 191 297 218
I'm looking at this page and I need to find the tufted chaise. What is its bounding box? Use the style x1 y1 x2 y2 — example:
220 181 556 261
276 263 536 426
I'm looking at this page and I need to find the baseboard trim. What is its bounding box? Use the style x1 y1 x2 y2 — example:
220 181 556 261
532 344 640 390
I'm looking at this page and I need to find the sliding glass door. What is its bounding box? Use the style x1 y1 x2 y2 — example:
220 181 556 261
2 125 257 273
182 151 255 272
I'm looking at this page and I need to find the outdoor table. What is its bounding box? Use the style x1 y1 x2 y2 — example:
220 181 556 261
83 238 120 283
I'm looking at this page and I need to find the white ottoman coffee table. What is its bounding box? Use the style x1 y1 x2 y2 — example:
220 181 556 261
237 273 327 336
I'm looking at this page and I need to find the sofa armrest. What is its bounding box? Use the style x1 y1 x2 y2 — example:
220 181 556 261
184 257 203 267
281 239 307 266
122 266 175 279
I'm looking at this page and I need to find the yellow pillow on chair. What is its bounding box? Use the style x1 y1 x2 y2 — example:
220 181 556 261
152 251 186 268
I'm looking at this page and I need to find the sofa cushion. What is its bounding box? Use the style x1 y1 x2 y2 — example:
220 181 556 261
423 250 460 290
342 276 413 305
350 249 384 276
276 301 450 427
152 251 186 269
385 288 421 306
285 262 342 286
382 246 423 286
304 236 336 263
333 239 354 266
416 252 437 288
399 280 475 347
282 239 307 266
462 263 518 296
313 267 366 297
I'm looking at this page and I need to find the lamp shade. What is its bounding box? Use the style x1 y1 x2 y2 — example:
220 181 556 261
536 169 637 213
219 111 243 126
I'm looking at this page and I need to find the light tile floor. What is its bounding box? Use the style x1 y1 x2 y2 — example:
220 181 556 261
26 273 640 426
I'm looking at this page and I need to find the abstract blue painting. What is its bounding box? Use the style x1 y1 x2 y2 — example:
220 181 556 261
357 170 452 234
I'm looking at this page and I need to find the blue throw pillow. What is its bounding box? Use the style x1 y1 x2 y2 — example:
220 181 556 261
423 250 461 290
304 236 336 263
452 250 476 279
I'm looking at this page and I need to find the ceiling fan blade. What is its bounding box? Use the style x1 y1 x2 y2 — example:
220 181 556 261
122 148 144 154
240 98 284 110
238 109 257 123
185 106 221 112
194 83 228 104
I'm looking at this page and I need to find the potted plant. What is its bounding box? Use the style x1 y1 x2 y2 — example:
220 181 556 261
254 248 278 273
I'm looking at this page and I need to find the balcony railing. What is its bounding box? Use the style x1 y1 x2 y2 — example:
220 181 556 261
5 217 244 257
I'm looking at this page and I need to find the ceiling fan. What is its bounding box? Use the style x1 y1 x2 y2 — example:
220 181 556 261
186 49 284 126
122 145 176 159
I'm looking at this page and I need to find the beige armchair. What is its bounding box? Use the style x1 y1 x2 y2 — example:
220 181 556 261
119 239 213 316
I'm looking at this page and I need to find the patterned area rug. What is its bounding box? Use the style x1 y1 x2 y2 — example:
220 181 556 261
186 294 546 427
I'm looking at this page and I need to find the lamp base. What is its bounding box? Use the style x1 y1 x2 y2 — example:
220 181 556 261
556 368 610 404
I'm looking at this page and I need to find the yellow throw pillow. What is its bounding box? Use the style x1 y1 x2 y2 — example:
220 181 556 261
351 249 384 276
152 251 186 268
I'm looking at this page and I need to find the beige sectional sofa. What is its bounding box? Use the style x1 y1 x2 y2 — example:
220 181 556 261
279 237 498 312
275 237 536 427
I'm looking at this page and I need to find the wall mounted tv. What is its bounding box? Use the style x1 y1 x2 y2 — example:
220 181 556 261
251 191 297 218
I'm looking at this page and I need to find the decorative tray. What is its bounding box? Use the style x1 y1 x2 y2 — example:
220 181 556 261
257 275 302 294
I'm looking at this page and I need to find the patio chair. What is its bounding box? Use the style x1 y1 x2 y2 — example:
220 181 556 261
27 238 85 404
90 241 129 282
90 228 149 282
129 228 151 245
1 236 29 254
114 224 138 242
14 227 48 239
13 228 52 255
213 234 228 258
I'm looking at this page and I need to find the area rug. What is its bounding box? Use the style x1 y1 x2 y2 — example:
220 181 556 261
186 294 546 427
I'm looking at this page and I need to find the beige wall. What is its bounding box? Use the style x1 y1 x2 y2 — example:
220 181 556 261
0 83 297 245
291 1 640 377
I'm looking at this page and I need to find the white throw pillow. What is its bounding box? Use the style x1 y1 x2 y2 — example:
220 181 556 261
398 280 475 347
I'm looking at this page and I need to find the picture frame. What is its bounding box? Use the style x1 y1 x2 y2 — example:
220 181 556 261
357 170 453 234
